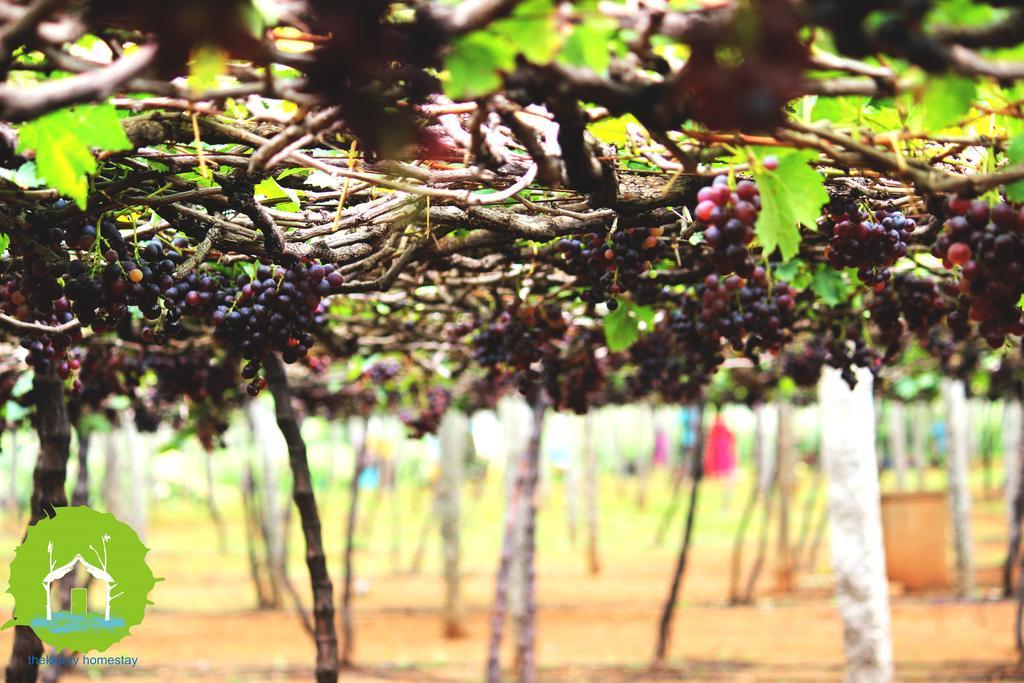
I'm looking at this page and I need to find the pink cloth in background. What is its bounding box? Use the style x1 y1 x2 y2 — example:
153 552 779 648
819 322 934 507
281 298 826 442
653 429 669 466
704 415 737 477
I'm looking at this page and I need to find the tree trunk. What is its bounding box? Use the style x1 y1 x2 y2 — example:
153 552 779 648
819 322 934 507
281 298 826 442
244 400 285 605
794 464 823 567
101 422 120 517
241 461 273 607
743 485 777 602
438 410 468 638
774 401 796 592
887 401 908 490
635 403 654 510
1005 400 1022 518
980 401 996 499
806 490 829 572
654 469 685 547
485 396 546 683
6 429 17 519
583 410 600 575
498 398 530 650
1005 400 1024 598
339 417 367 668
202 443 228 554
909 400 929 490
742 403 779 600
654 404 706 663
819 366 893 683
122 413 148 540
408 502 434 575
564 416 580 547
943 378 975 597
1005 453 1024 599
730 403 764 604
71 419 91 507
388 423 402 574
514 398 547 683
264 355 339 683
6 368 72 683
1016 549 1024 657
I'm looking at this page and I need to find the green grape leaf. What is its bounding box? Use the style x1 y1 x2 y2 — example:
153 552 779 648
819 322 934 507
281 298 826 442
588 114 640 146
810 264 847 307
442 0 557 100
491 0 558 63
443 33 516 100
187 45 227 91
604 302 640 352
17 103 131 209
1006 134 1024 203
559 16 617 74
254 176 301 213
810 95 871 125
918 75 976 130
632 303 656 327
754 149 827 261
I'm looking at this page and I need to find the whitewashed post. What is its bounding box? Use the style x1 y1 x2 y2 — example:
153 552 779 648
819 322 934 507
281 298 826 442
819 367 893 683
887 401 908 490
1004 400 1022 526
909 401 929 490
438 409 468 637
942 378 975 596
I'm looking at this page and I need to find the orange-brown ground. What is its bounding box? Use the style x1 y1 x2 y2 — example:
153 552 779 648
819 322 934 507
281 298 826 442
0 468 1021 681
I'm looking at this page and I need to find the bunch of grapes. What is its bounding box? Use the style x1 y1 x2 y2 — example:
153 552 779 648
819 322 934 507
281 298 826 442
213 262 341 395
366 360 401 384
74 346 141 406
691 267 797 356
868 273 952 359
694 176 760 277
827 335 880 388
542 328 606 414
400 386 451 438
0 255 82 377
627 328 715 403
65 241 180 330
473 304 567 395
823 203 912 288
558 225 666 307
783 333 878 389
146 350 240 406
932 197 1024 348
782 345 829 388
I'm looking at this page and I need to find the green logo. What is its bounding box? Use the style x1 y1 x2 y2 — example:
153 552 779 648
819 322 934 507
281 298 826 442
3 506 158 652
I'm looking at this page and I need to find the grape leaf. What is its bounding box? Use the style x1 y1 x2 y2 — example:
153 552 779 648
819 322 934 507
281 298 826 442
1006 134 1024 203
918 75 976 130
255 176 301 213
17 103 131 209
588 114 640 146
442 0 557 100
754 149 827 261
443 33 515 100
491 0 558 64
604 302 639 351
810 264 847 307
559 16 617 75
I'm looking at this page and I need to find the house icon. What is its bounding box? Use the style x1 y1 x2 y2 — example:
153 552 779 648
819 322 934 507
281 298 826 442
41 536 122 623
